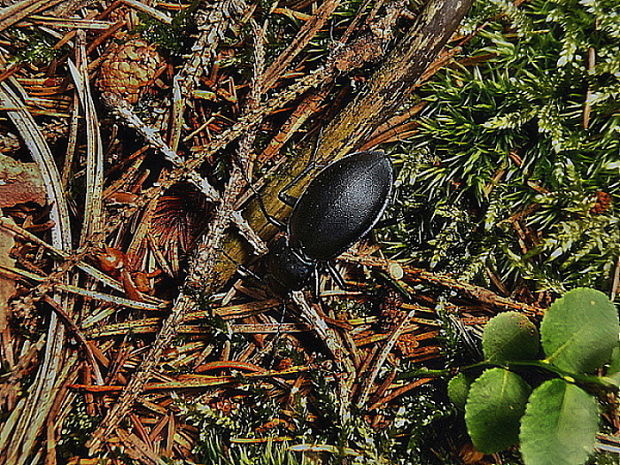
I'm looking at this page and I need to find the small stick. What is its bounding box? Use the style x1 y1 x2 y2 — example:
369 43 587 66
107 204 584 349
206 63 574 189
583 47 595 129
611 256 620 301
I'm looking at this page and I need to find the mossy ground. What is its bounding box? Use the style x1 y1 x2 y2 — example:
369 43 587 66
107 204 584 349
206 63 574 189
0 1 617 464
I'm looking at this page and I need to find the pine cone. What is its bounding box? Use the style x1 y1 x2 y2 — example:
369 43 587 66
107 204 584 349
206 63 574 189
97 37 162 104
379 289 406 331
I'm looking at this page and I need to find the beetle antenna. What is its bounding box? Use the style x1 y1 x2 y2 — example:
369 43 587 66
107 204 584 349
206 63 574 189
276 157 314 206
276 127 325 205
217 245 266 284
325 260 348 290
234 159 287 230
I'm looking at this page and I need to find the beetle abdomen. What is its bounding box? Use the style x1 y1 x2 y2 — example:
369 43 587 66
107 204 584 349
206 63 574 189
289 151 393 261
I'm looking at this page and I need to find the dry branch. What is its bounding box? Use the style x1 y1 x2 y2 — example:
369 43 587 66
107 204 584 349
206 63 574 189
217 0 473 288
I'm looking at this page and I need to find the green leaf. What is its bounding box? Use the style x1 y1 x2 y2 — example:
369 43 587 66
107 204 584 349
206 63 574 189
482 311 540 363
465 368 531 454
447 373 471 409
520 379 598 465
541 288 619 373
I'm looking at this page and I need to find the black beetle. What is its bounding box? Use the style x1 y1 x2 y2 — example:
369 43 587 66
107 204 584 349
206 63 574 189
264 150 394 292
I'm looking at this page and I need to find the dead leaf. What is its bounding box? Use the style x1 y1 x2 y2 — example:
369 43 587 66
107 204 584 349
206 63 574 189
0 154 46 208
459 442 487 464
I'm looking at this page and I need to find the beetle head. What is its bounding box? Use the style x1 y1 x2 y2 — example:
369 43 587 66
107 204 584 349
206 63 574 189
265 236 315 292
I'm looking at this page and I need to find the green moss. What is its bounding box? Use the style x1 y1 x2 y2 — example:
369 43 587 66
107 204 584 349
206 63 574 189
9 28 64 66
135 0 200 55
388 0 620 294
57 396 100 461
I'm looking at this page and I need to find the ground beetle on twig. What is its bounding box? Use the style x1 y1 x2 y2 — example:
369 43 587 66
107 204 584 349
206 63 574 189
261 150 394 294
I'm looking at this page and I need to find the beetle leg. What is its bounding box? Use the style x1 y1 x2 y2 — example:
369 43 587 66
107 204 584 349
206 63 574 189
313 267 321 299
233 159 287 230
249 189 286 229
326 260 348 290
277 162 314 204
262 210 286 229
266 300 289 368
218 247 266 284
235 263 265 283
276 129 325 206
275 158 326 206
277 192 298 207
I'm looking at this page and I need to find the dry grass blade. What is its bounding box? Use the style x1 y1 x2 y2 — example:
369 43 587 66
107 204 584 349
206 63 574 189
169 77 184 152
0 80 71 249
86 318 164 337
0 79 74 465
121 0 172 24
72 366 312 392
26 16 114 29
61 94 80 188
0 0 65 32
68 33 105 244
0 264 167 311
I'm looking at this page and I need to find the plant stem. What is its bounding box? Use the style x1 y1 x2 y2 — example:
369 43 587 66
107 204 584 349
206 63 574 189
399 360 619 392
